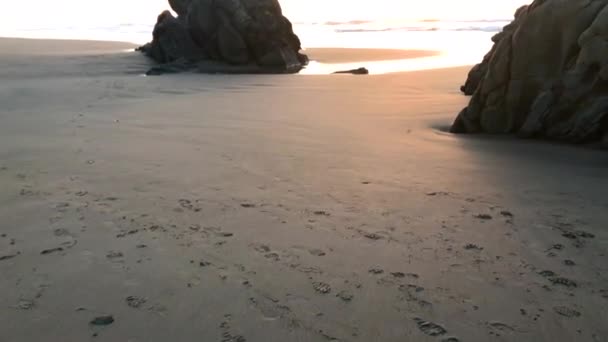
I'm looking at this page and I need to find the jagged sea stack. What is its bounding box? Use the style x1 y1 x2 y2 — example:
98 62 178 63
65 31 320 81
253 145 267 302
451 0 608 147
138 0 308 74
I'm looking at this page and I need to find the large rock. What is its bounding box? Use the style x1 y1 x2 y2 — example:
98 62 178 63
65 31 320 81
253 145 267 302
138 0 308 74
452 0 608 147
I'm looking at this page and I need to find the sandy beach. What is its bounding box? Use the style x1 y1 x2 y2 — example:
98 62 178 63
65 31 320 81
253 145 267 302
0 38 607 342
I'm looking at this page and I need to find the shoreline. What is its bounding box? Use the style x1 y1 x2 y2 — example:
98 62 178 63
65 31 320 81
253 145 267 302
0 36 462 75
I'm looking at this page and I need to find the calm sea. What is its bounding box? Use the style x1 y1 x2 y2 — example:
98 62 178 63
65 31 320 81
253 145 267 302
1 18 510 73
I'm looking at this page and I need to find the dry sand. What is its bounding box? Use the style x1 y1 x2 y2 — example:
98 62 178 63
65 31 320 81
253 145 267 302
0 38 607 342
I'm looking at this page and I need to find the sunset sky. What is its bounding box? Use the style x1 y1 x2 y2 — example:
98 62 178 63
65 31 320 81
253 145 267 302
2 0 529 27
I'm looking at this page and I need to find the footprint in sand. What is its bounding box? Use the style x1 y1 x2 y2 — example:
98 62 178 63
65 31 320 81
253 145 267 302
126 296 147 309
413 318 447 336
0 252 20 261
106 251 124 262
313 282 332 294
336 290 354 302
40 247 64 255
474 214 493 220
553 306 581 318
369 268 384 275
309 249 326 257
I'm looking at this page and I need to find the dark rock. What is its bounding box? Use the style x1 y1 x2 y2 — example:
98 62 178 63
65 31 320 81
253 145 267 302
139 0 307 74
333 67 369 75
452 0 608 145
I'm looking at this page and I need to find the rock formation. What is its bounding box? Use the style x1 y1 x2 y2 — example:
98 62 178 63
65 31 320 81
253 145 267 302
138 0 308 74
452 0 608 147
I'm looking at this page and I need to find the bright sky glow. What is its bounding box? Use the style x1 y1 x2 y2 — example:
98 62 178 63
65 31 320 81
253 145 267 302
1 0 529 27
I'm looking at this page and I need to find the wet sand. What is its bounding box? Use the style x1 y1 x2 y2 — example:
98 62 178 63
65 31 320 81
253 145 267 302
304 48 437 63
0 38 607 342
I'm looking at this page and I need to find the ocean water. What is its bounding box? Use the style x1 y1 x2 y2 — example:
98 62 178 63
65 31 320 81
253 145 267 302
0 16 511 74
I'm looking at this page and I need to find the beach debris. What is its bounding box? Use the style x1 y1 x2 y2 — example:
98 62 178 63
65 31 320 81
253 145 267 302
313 210 331 216
199 260 212 267
333 67 369 75
313 282 332 294
414 318 447 336
240 203 256 208
40 247 64 255
553 306 581 318
391 272 406 278
126 296 147 309
336 290 354 302
90 315 114 326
